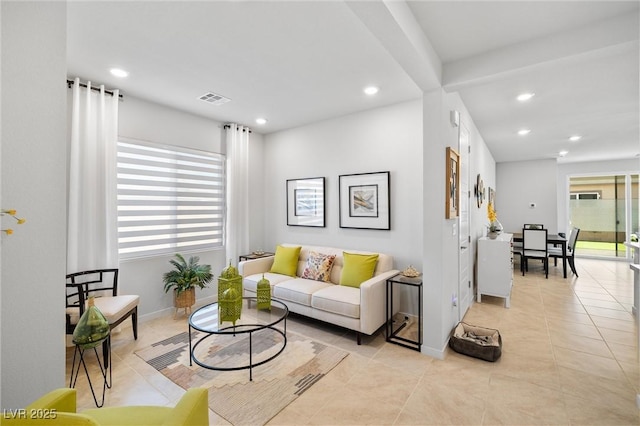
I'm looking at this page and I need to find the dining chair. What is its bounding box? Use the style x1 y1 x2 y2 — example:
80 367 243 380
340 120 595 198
66 269 139 367
524 224 544 230
549 227 580 277
513 224 545 252
522 228 549 278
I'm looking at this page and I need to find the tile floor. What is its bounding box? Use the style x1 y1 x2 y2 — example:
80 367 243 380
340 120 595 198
66 258 640 425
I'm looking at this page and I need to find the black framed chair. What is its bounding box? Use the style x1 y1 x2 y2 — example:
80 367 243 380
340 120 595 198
550 227 580 277
522 228 549 278
66 269 139 367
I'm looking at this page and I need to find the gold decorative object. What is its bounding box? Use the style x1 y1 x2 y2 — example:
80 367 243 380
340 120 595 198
401 265 420 278
218 259 242 324
219 287 242 326
256 274 271 310
218 259 243 300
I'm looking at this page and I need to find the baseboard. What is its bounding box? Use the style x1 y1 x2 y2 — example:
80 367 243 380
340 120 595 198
138 295 217 323
420 341 447 360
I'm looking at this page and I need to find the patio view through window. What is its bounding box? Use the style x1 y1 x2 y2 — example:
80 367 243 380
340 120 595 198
569 174 638 259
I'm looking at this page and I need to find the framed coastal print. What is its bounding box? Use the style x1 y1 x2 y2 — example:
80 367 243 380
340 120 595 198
446 147 459 219
339 171 390 230
286 177 325 227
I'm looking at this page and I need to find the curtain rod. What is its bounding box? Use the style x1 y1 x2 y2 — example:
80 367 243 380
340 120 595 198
66 79 123 99
223 124 252 133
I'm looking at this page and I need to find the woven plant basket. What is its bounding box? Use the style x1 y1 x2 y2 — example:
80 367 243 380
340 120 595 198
174 288 195 309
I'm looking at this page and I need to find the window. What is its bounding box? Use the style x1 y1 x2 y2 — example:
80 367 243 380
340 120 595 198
117 139 225 259
570 192 601 200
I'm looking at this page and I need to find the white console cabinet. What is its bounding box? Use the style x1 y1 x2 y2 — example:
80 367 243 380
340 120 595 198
477 233 513 308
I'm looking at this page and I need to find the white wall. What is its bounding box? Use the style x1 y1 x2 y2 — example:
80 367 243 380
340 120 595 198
1 1 67 407
261 95 496 358
446 91 496 327
557 158 639 234
116 97 267 318
421 90 496 358
496 159 559 234
262 99 424 269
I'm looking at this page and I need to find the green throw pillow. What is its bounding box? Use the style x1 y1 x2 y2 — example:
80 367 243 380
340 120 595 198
270 245 301 276
340 252 379 288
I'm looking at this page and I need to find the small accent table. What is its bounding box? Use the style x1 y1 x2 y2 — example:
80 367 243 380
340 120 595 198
188 297 288 381
69 335 112 407
386 273 423 351
239 251 275 262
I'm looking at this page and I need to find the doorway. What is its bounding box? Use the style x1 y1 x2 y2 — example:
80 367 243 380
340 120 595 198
569 174 639 259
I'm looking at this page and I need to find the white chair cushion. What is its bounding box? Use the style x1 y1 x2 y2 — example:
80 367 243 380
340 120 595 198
311 285 360 319
272 278 332 306
523 249 548 258
243 272 291 292
66 295 139 325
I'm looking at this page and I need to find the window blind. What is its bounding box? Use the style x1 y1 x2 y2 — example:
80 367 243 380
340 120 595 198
117 139 225 259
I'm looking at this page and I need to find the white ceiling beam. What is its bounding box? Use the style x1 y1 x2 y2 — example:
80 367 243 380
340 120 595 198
346 0 442 91
443 12 639 92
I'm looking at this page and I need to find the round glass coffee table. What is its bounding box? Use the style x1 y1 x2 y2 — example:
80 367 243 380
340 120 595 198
188 297 288 381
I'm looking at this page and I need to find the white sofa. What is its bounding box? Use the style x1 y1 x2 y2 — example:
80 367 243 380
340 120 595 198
238 244 398 344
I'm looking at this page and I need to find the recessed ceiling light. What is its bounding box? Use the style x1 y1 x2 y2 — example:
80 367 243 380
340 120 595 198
255 118 267 125
558 150 569 157
364 86 379 96
518 129 531 136
568 135 582 142
517 92 535 102
110 68 129 78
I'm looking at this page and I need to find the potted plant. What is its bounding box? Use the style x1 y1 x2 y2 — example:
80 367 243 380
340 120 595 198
163 253 213 317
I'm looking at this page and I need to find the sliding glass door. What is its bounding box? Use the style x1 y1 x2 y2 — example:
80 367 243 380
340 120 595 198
569 174 639 259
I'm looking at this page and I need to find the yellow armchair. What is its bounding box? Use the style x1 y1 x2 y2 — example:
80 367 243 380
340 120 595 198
0 388 208 426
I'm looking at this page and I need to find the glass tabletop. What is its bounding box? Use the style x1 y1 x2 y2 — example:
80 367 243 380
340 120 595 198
189 297 288 334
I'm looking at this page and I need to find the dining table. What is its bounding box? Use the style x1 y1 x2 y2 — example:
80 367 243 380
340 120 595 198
511 232 568 278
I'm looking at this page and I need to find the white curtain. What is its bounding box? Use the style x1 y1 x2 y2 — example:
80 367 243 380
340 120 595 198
67 78 119 272
225 123 250 264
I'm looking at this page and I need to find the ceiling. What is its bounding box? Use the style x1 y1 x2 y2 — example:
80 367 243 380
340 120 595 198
67 1 640 164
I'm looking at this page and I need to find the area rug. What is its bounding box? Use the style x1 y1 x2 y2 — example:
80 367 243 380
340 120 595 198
135 329 348 425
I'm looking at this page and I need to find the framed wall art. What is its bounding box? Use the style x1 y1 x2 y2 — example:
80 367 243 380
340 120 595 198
474 173 484 208
445 147 460 219
286 177 325 227
339 171 390 230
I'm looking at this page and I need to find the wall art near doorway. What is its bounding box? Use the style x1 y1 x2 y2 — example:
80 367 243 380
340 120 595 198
339 171 390 230
286 177 325 227
446 148 460 218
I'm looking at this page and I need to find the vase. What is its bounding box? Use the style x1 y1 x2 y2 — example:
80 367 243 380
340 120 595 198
72 297 110 349
489 219 503 234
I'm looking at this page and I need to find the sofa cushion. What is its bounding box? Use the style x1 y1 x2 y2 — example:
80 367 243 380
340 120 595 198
273 278 332 307
270 245 301 276
301 251 336 282
243 272 291 293
312 285 360 319
339 252 379 288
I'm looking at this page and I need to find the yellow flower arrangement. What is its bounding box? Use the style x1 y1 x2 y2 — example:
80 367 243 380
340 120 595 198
2 209 26 235
487 202 502 235
487 202 497 223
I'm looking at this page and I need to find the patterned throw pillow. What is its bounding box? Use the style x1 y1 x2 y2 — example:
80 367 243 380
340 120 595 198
301 251 336 282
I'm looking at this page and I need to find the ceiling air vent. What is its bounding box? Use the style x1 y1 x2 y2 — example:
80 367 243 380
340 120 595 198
198 91 231 106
